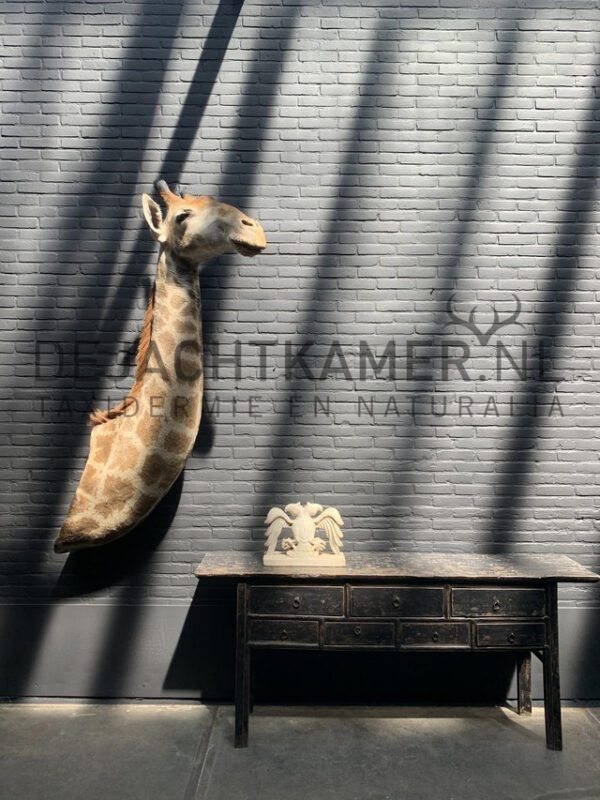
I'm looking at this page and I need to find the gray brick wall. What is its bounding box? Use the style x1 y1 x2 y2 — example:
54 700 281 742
1 0 600 696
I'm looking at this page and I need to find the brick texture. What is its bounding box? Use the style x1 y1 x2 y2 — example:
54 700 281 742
1 0 600 617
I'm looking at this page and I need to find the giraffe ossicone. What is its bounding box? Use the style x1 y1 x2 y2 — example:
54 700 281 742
54 180 267 554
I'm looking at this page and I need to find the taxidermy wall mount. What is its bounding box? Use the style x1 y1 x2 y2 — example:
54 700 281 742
54 180 267 554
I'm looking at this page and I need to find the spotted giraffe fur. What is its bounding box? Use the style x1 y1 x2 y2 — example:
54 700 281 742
54 180 266 553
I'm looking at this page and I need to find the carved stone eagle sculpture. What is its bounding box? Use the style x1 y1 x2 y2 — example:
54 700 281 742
264 502 345 566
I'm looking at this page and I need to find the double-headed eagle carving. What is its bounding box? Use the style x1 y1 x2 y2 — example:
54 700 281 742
264 502 345 566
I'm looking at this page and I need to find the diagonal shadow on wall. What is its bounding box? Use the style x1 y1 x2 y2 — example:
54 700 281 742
68 0 300 699
55 0 249 700
487 57 600 552
0 0 187 697
7 0 301 701
18 0 188 557
248 9 405 529
0 3 68 146
484 56 600 692
250 12 522 551
381 19 522 545
96 0 246 337
53 474 184 698
197 1 303 351
164 0 304 696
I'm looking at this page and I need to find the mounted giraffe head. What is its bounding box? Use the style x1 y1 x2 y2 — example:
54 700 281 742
142 178 267 263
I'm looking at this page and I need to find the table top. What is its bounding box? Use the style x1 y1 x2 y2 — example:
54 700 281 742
195 552 600 583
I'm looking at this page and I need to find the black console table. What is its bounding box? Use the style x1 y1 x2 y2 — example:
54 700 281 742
194 552 599 749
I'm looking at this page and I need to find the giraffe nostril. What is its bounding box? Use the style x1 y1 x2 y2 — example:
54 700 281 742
241 218 254 226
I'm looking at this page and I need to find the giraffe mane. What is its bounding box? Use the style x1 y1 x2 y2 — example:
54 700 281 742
89 283 156 426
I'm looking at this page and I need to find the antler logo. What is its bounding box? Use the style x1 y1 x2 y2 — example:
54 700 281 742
445 294 523 345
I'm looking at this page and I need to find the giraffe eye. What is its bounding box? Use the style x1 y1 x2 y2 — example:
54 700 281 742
175 210 191 224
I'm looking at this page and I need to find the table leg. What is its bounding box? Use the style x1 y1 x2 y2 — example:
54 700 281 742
543 583 562 751
235 582 250 748
517 652 532 714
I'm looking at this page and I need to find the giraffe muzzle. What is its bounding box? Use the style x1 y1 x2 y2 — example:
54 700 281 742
231 239 265 257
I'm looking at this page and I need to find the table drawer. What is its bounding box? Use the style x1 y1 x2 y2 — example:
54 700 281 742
399 622 471 649
350 587 444 618
248 586 344 617
476 623 546 649
323 622 395 648
452 588 546 618
248 619 319 646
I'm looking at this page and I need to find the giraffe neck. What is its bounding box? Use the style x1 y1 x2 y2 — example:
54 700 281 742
130 247 204 434
149 247 202 377
156 247 200 303
54 248 206 552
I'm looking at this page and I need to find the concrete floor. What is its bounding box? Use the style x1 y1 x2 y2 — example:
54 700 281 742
1 704 600 800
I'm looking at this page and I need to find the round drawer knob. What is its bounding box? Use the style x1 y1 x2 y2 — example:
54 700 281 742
392 596 401 609
432 632 439 643
354 626 362 636
292 597 301 609
280 630 289 641
507 631 516 644
492 599 501 612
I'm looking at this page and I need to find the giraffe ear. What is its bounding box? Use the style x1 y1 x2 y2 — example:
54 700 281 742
142 193 167 242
